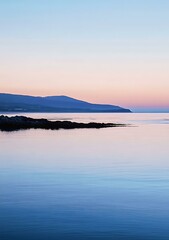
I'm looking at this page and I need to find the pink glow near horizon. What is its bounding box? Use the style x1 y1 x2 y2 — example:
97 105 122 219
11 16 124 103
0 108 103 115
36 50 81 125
0 58 168 109
1 62 168 109
0 86 168 109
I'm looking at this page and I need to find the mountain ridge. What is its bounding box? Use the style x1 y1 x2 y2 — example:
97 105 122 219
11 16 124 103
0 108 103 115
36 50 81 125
0 93 131 113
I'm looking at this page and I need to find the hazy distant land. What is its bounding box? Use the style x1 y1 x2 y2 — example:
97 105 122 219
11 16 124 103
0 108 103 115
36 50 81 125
0 93 131 113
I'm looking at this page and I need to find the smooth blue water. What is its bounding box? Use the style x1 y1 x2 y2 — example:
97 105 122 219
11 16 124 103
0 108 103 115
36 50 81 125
0 113 169 240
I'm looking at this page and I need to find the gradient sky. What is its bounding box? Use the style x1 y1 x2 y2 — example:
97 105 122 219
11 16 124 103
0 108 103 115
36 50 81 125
0 0 169 112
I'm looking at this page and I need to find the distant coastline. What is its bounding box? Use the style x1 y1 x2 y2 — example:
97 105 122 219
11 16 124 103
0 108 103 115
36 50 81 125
0 93 131 113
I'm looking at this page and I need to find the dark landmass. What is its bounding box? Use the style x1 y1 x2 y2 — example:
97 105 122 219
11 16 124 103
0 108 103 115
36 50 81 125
0 115 126 131
0 93 131 113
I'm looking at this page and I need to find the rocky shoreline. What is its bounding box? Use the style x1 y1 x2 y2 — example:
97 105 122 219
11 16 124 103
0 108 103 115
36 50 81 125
0 115 125 131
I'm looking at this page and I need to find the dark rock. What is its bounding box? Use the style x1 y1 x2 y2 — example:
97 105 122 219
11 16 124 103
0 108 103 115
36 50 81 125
0 115 126 131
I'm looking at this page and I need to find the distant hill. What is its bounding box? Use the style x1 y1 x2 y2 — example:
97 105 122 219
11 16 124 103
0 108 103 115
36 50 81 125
0 93 131 113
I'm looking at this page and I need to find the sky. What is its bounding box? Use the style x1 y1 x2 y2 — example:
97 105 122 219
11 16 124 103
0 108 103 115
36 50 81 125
0 0 169 112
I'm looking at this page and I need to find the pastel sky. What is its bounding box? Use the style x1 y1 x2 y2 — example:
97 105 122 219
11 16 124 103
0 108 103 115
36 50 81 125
0 0 169 112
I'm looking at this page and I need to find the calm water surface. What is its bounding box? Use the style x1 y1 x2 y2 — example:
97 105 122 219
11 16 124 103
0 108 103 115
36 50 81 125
0 113 169 239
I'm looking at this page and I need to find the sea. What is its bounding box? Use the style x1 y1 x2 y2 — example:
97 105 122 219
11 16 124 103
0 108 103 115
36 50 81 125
0 113 169 240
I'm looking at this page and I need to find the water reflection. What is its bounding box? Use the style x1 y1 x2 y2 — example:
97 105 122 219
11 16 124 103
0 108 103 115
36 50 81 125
0 114 169 239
